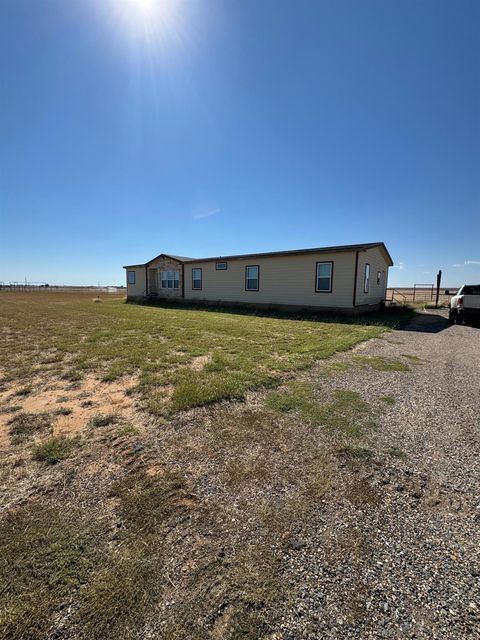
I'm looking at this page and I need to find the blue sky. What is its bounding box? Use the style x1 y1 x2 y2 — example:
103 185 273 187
0 0 478 286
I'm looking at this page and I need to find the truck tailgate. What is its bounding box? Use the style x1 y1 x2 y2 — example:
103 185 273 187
463 295 480 309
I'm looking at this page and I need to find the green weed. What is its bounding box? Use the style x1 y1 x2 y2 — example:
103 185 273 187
89 414 118 428
32 436 80 464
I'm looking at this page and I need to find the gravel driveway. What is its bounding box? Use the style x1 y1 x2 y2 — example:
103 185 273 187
278 312 480 639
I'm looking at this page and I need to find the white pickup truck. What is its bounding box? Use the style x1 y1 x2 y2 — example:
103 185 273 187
446 285 480 325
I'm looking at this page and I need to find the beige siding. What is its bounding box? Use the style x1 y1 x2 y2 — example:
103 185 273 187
125 267 146 298
148 257 183 299
184 251 357 308
354 246 389 306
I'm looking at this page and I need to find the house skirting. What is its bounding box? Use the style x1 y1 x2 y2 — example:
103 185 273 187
126 295 382 315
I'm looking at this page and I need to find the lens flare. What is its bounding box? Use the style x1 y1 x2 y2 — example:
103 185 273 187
112 0 181 37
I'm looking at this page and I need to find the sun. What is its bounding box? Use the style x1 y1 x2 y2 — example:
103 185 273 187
133 0 161 17
118 0 177 23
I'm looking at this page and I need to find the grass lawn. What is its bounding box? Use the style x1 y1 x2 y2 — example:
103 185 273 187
0 292 414 639
0 291 404 415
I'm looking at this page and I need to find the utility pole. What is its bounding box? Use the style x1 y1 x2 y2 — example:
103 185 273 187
435 270 442 308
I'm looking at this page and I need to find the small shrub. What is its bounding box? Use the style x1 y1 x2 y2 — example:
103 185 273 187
32 436 80 464
14 386 32 397
116 424 139 437
0 405 22 414
379 395 395 405
8 413 52 444
89 414 118 428
61 369 82 382
54 406 73 416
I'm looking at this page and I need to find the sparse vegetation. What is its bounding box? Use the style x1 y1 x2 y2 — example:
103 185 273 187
14 385 32 396
339 445 374 460
89 413 118 428
0 504 102 640
0 292 418 639
323 355 411 377
32 435 81 464
0 405 22 414
387 446 407 459
402 354 424 363
353 355 410 372
61 368 83 382
116 424 140 437
0 291 403 415
266 382 372 439
379 395 396 405
54 406 73 416
8 412 52 444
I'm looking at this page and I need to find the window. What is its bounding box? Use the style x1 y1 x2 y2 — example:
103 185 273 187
160 270 179 289
192 268 202 290
364 264 370 293
464 285 480 295
316 261 333 292
377 270 382 285
127 271 136 285
245 265 259 291
216 262 227 270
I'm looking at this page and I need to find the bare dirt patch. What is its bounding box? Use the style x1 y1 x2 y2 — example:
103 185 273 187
189 354 212 371
0 374 139 449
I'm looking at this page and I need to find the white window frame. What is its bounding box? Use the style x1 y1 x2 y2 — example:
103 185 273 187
215 261 227 270
160 270 180 289
364 264 370 294
192 268 202 290
376 270 382 286
315 261 333 293
245 265 259 291
127 271 136 285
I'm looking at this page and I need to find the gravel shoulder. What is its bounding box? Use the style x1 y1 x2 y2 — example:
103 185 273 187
278 312 480 639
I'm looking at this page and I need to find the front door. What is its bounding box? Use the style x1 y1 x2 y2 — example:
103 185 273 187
148 269 158 295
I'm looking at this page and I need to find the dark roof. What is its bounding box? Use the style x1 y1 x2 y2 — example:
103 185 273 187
123 253 196 269
165 254 197 262
187 242 393 266
124 243 393 269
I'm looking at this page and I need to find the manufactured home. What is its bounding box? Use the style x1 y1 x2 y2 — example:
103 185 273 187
123 242 393 313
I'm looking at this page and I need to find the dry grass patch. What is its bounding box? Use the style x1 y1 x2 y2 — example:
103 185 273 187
89 413 118 428
0 503 103 640
8 412 52 444
0 405 22 414
13 385 33 397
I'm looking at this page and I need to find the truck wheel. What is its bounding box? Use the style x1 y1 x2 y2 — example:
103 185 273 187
448 310 455 324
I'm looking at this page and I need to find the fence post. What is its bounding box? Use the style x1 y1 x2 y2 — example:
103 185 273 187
435 270 442 308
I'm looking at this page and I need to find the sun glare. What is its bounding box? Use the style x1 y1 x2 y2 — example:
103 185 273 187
113 0 180 36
